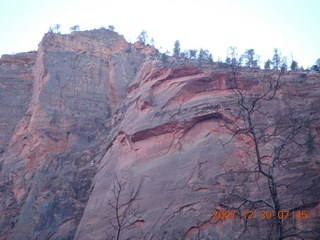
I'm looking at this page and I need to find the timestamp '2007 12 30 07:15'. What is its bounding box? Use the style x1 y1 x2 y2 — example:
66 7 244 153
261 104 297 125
211 210 309 220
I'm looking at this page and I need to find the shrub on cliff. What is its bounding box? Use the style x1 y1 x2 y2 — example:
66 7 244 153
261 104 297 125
264 59 272 70
198 49 212 62
48 24 61 34
69 25 80 32
188 49 197 60
311 58 320 72
173 40 181 57
290 60 298 71
179 50 189 59
272 48 281 70
281 57 288 72
160 52 169 63
243 48 259 68
137 30 148 44
225 46 242 66
311 64 320 72
108 25 115 31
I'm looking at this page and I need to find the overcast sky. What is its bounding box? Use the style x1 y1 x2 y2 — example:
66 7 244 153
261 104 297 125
0 0 319 68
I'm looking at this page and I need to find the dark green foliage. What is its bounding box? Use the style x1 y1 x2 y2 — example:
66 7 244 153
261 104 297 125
137 30 148 44
225 56 231 65
160 53 169 62
281 61 287 72
69 25 80 32
172 42 214 64
197 48 213 64
311 65 319 72
173 40 181 57
48 24 61 34
264 59 272 70
108 25 115 31
188 49 198 60
208 54 214 65
225 46 242 66
179 49 212 62
180 50 188 59
290 60 298 71
272 48 281 70
311 58 320 72
244 49 259 68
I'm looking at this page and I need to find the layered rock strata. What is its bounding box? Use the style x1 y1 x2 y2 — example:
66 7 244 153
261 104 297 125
0 30 319 240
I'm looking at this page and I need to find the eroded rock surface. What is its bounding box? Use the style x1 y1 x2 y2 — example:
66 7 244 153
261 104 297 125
75 63 320 240
0 30 319 240
0 29 156 240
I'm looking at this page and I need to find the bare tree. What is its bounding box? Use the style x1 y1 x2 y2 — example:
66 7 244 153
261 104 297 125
219 59 320 239
105 175 141 240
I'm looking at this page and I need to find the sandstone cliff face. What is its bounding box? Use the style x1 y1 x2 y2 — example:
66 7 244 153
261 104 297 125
75 65 320 239
0 30 319 240
0 29 157 240
0 52 36 158
0 52 36 239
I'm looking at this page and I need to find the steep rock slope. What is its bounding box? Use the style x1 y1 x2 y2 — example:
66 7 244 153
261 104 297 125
0 29 157 240
75 63 320 239
0 52 36 159
0 30 319 240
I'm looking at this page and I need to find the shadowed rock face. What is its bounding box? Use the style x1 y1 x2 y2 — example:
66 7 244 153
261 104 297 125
75 65 320 240
0 30 319 240
0 52 36 239
0 52 36 159
0 29 154 240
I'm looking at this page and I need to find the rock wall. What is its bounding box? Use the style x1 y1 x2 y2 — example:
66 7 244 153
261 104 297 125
0 30 319 240
75 64 320 239
0 52 36 159
0 29 156 240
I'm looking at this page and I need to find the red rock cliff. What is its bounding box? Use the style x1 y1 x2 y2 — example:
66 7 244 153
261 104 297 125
0 30 319 240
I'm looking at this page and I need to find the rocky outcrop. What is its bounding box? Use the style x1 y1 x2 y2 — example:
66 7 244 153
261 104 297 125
75 65 320 239
0 51 36 239
0 29 157 240
0 29 319 240
0 52 36 158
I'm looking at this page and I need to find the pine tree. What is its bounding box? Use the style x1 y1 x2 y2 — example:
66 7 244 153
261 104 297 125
244 49 257 67
173 40 181 57
272 48 281 70
290 60 298 71
264 59 272 70
108 25 115 31
70 25 80 32
137 30 148 44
